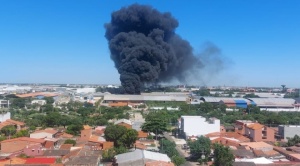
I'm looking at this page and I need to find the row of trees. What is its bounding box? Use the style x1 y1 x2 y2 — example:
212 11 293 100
159 139 185 166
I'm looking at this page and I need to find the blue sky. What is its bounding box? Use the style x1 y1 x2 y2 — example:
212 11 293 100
0 0 299 88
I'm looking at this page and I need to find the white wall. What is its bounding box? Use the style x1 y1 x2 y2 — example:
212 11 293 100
181 116 220 139
0 112 11 123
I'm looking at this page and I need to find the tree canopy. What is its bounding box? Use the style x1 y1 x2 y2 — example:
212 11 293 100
213 143 235 166
104 125 138 148
188 136 211 161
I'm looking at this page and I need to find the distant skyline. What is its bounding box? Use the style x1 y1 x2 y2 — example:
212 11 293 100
1 0 300 88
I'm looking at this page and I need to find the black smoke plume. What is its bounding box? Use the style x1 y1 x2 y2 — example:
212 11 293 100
105 4 204 94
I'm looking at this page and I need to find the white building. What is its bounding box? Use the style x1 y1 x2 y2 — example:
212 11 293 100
115 149 171 166
76 88 96 93
179 116 220 140
31 100 46 105
0 112 11 123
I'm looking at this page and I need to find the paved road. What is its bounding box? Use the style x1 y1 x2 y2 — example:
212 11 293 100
163 132 199 166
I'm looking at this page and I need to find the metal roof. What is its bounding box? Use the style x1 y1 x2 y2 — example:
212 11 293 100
116 149 171 164
103 94 187 102
248 98 295 107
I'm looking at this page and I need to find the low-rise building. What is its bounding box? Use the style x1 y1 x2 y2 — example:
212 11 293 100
0 119 25 131
114 149 173 166
114 119 133 129
0 137 45 155
30 129 58 139
278 125 300 141
179 116 220 139
31 100 46 105
244 123 275 142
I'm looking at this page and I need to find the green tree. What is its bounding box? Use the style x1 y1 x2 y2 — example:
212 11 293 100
142 118 168 137
213 143 234 166
102 148 116 162
44 97 55 104
104 125 127 147
44 112 61 127
64 139 76 146
287 135 300 146
14 129 29 138
105 125 138 148
159 139 179 157
119 129 138 148
1 125 17 136
188 136 211 161
66 124 83 136
171 155 186 166
243 93 260 98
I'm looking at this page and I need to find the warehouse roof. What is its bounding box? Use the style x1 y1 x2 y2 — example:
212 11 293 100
248 98 295 107
103 94 187 102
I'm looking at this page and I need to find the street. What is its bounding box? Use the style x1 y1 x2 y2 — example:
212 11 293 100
163 132 199 166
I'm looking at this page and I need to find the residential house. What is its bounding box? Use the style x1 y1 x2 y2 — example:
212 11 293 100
30 129 58 139
42 150 70 158
0 157 26 166
64 156 101 166
138 131 148 140
31 100 46 105
114 149 173 166
0 119 25 131
114 119 132 129
80 125 92 141
278 125 300 141
145 161 174 166
179 116 220 140
239 142 273 151
24 158 56 165
244 123 275 142
0 137 45 156
235 120 255 135
23 143 43 157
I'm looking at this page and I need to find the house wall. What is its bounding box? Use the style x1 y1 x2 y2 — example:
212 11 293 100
253 129 262 142
0 112 11 123
265 127 275 141
24 144 43 156
278 125 300 141
180 116 220 139
81 129 92 141
30 132 53 139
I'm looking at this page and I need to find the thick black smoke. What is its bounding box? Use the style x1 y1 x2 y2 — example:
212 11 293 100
105 4 203 94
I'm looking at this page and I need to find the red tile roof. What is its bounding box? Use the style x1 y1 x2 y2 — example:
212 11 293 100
138 131 148 138
247 123 264 130
32 129 58 135
1 137 45 144
25 158 56 164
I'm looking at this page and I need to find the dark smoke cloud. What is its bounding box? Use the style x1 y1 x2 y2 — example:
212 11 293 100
105 4 213 94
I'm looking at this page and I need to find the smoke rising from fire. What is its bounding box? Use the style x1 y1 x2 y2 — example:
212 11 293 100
105 4 223 94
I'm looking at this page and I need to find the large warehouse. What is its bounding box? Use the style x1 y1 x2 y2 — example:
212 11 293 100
196 96 298 111
102 92 189 107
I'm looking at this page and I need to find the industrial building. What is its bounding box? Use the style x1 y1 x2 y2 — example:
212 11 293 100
179 116 220 140
102 93 188 106
247 98 296 111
